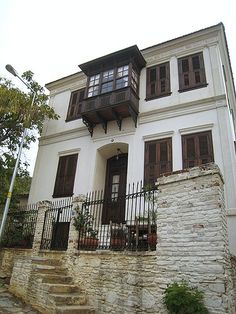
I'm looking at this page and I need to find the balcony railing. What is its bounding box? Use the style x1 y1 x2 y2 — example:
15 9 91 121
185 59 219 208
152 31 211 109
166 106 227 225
81 87 139 136
76 182 158 252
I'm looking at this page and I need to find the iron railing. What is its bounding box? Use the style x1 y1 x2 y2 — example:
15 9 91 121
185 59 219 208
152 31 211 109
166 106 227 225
77 182 158 251
40 198 73 251
1 203 38 249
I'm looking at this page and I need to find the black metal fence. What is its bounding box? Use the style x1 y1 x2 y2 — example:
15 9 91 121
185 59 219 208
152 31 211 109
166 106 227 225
1 203 38 249
40 198 73 251
76 182 158 251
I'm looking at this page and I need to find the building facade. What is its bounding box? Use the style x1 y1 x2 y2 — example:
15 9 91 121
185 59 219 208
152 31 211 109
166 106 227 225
29 23 236 254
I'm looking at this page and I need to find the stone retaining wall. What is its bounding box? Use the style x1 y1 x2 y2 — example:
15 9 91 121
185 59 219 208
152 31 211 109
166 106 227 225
1 164 236 313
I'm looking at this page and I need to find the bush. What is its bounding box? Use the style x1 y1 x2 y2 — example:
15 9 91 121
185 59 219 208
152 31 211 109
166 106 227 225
163 281 209 314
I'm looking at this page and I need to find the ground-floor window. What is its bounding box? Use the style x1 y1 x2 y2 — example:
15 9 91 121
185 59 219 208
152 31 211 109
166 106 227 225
144 137 172 185
182 131 214 168
53 154 78 197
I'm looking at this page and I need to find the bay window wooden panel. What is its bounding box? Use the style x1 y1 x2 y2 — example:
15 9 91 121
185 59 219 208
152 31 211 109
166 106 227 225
66 89 85 121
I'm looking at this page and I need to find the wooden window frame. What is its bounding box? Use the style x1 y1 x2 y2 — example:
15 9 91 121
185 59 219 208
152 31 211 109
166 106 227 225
182 131 214 169
178 52 207 92
66 89 85 121
53 154 78 198
86 64 139 98
146 62 171 100
144 137 172 185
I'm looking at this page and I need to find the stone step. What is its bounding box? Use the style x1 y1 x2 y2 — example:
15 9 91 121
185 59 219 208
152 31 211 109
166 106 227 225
46 283 81 294
33 265 67 275
55 305 96 314
31 257 62 267
40 274 73 284
50 293 86 305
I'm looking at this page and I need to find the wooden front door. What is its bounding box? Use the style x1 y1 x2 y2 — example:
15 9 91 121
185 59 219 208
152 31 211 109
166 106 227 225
102 154 128 224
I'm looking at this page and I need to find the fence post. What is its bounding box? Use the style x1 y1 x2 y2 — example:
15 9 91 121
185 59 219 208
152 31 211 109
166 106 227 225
67 195 86 254
32 201 51 256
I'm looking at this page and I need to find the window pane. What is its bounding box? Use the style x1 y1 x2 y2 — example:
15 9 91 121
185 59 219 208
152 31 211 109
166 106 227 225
88 86 99 97
101 81 113 93
151 83 156 95
116 77 128 89
182 59 189 72
117 65 129 78
192 55 200 70
89 74 100 86
195 71 201 83
160 66 166 79
149 144 156 163
102 70 114 82
199 135 209 156
160 142 167 162
150 68 156 82
184 74 189 86
186 138 195 158
161 81 166 93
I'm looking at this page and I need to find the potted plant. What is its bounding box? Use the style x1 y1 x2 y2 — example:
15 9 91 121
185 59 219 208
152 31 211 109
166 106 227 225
73 206 98 250
110 225 126 250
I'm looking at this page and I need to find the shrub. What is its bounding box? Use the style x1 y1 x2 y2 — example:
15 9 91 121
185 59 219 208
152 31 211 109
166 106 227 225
163 281 209 314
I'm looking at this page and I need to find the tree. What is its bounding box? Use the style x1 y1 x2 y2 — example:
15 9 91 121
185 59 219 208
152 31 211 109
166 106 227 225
0 71 59 207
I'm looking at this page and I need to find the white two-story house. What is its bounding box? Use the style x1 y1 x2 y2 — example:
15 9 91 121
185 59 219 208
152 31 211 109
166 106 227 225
29 23 236 254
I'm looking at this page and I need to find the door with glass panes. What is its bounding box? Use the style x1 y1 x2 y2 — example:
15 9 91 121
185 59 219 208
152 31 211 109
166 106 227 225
102 154 128 224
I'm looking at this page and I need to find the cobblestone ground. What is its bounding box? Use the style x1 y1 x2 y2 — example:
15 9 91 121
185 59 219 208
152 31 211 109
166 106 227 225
0 278 39 314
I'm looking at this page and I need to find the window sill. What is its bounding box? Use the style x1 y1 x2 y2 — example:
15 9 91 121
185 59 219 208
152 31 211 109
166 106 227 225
178 83 208 93
145 92 172 101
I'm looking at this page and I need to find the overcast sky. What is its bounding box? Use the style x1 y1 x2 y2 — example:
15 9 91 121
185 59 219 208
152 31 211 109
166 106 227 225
1 0 236 175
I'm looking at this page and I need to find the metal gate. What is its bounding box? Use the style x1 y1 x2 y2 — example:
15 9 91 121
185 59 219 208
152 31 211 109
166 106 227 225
40 199 73 251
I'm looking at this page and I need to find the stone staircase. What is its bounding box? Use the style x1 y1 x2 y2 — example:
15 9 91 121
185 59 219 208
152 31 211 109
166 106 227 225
31 256 95 314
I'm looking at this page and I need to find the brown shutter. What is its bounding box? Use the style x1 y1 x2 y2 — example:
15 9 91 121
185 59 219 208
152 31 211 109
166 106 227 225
66 89 85 121
53 154 78 197
144 138 172 185
146 63 170 99
178 52 206 91
182 131 214 169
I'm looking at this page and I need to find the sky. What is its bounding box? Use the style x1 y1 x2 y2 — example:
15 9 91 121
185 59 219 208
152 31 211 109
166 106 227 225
0 0 236 175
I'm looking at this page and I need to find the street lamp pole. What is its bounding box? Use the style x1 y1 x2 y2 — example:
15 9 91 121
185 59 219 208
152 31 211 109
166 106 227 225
0 65 36 241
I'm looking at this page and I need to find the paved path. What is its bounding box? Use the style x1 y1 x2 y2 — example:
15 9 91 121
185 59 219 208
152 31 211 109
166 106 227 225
0 279 39 314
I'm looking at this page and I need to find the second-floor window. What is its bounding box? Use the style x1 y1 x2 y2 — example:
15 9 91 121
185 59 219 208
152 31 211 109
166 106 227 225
87 65 139 98
66 89 85 121
178 52 207 91
146 62 170 99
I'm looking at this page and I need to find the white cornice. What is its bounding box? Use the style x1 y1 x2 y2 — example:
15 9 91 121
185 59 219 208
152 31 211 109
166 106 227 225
142 25 222 66
143 131 174 142
39 126 89 146
46 72 87 95
139 95 226 125
179 123 214 135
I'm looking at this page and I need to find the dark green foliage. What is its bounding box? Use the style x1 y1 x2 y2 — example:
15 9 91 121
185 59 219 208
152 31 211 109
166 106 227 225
163 281 209 314
0 71 59 207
